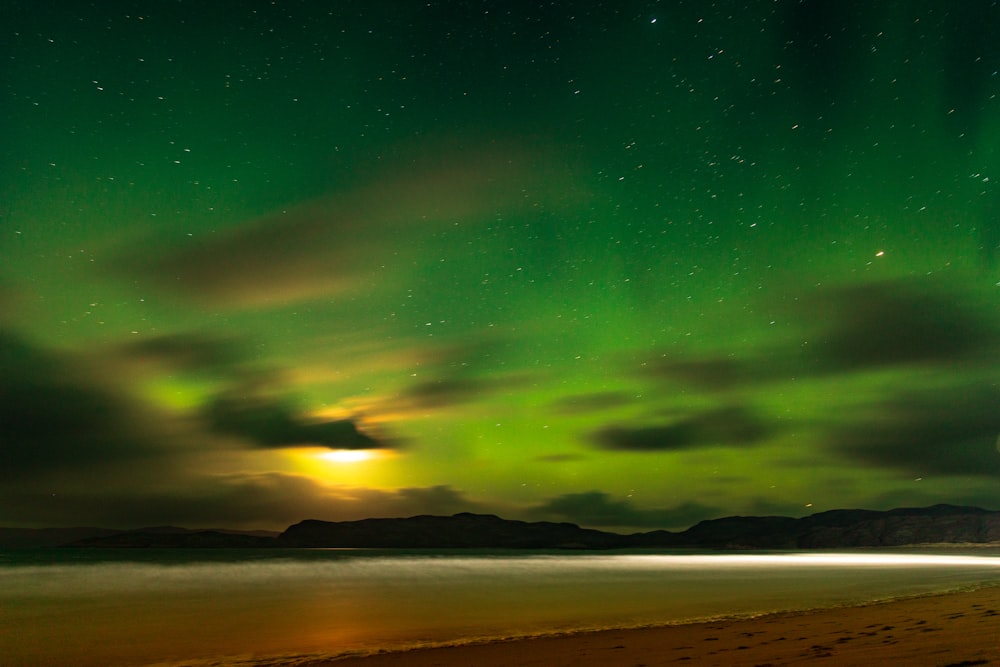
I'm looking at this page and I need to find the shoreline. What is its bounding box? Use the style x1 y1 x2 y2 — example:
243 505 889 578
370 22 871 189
297 584 1000 666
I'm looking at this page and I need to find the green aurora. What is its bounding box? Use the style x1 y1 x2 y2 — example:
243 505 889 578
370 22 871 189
2 1 1000 531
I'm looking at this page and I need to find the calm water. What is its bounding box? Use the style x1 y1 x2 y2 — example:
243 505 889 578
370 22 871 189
3 548 999 666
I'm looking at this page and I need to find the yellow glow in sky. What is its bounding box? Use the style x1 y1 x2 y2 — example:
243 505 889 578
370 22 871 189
318 449 376 464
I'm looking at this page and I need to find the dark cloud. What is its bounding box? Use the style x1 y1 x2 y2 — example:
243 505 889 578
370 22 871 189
401 378 487 409
122 332 374 449
0 473 484 530
592 405 773 452
802 280 995 371
825 384 1000 477
638 280 997 394
531 491 721 530
0 473 331 529
204 390 385 450
535 453 587 463
121 332 244 372
0 332 168 479
0 324 390 499
638 357 749 392
547 391 635 414
634 349 786 393
388 371 535 414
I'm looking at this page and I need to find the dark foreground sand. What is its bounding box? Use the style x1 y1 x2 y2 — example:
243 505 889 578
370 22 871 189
304 585 1000 667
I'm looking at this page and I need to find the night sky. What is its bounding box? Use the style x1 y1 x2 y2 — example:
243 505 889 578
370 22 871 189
3 1 1000 531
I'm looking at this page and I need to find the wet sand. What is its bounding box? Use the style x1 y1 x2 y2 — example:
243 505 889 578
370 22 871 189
309 585 1000 666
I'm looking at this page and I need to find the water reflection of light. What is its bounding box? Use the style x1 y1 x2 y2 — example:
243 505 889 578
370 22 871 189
612 552 1000 569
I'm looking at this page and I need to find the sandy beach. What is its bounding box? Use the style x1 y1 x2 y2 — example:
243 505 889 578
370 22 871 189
309 585 1000 667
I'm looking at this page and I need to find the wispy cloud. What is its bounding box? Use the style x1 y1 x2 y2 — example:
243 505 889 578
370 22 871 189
591 405 774 452
824 383 1000 477
112 141 584 309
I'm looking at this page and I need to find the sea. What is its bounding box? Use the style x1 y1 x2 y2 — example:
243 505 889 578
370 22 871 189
3 547 999 666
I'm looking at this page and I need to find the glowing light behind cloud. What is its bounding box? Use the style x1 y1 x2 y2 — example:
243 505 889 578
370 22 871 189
319 449 376 464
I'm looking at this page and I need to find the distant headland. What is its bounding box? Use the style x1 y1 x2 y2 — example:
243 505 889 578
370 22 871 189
4 504 1000 550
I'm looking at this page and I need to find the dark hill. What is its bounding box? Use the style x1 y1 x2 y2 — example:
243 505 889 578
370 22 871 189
277 512 629 549
276 504 1000 549
795 504 1000 548
671 504 1000 549
39 503 1000 549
